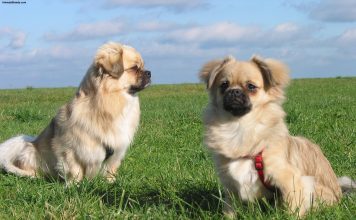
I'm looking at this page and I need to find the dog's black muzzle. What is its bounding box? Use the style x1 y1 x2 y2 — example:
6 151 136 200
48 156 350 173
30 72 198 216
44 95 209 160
129 70 151 94
223 89 252 116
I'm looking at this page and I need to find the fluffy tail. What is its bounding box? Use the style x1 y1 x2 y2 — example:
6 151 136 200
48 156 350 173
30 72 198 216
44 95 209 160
0 135 38 177
338 176 356 194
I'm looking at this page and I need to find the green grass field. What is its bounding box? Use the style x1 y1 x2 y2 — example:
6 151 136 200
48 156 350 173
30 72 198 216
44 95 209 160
0 78 355 219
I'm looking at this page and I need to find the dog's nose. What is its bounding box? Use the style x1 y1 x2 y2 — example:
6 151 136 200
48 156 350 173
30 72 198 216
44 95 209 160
144 70 151 78
229 89 243 96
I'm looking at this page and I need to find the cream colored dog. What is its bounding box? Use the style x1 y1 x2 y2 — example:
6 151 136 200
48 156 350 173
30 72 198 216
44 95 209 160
0 42 151 183
199 55 355 216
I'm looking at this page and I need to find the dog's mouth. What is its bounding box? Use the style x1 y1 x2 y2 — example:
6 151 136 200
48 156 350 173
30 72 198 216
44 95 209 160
223 89 252 117
224 104 252 117
129 78 151 94
144 81 151 88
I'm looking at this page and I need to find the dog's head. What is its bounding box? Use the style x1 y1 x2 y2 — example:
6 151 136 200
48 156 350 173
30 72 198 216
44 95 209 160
80 42 151 95
199 56 289 117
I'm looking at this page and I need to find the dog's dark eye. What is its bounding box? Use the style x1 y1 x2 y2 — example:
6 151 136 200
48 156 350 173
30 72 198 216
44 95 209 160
220 81 229 93
130 65 139 71
247 83 257 92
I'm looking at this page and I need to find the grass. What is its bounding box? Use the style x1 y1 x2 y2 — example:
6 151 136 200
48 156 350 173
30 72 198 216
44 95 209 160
0 77 355 219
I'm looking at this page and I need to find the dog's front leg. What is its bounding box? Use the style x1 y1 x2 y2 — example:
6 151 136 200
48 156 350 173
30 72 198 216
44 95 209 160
266 165 311 216
222 190 236 219
264 161 311 216
103 150 124 183
56 151 84 184
104 164 119 183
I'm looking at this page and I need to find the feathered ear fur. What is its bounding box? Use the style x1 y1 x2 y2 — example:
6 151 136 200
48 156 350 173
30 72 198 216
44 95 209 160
95 42 124 78
199 56 235 89
251 56 290 91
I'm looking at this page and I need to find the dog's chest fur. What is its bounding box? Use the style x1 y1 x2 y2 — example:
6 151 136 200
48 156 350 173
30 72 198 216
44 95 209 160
205 112 269 157
103 95 140 149
218 157 271 201
62 94 140 166
205 112 276 201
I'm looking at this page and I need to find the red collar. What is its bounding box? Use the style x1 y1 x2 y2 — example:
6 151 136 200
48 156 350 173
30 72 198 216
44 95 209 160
243 150 275 191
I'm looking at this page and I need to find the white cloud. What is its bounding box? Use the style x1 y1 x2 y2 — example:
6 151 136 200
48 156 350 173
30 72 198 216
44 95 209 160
0 44 91 64
334 28 356 58
0 27 27 49
311 0 356 22
0 44 93 88
162 22 260 44
46 18 307 48
338 28 356 44
290 0 356 22
0 49 36 63
274 23 299 33
9 31 26 49
103 0 207 11
136 21 178 32
44 19 126 41
161 22 312 49
42 18 186 42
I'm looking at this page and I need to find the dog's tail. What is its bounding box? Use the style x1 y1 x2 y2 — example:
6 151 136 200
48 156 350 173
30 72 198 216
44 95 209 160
0 135 38 177
338 176 356 194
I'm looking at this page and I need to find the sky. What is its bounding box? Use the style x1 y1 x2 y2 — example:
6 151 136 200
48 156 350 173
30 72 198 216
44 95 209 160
0 0 355 89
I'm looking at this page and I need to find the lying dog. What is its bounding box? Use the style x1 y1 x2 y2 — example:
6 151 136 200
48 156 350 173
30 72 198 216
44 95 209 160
199 55 355 216
0 42 151 183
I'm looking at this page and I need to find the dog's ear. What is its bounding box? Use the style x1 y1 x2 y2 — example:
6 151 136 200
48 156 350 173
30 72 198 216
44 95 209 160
199 56 234 89
251 56 290 90
95 42 124 78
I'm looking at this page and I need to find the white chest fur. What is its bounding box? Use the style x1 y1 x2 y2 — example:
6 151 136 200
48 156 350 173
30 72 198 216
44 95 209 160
207 119 266 201
71 94 140 163
227 159 266 201
105 95 140 149
70 95 140 177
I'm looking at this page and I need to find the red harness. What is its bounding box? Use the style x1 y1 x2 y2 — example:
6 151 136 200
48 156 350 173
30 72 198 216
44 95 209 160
244 150 274 191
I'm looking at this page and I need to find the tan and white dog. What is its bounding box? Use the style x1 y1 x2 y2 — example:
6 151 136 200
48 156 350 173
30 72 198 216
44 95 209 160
199 55 355 216
0 42 151 183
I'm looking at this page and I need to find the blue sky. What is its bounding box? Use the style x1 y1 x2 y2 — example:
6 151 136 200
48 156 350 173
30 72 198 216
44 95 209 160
0 0 355 88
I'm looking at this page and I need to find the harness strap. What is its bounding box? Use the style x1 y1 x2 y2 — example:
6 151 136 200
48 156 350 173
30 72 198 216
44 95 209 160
242 149 275 191
254 151 274 190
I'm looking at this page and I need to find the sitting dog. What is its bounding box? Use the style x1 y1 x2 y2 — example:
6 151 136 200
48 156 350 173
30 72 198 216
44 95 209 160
0 42 151 183
199 55 355 216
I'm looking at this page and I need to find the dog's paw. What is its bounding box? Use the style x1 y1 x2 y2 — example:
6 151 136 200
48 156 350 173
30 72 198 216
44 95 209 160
106 174 116 183
223 211 235 219
64 179 81 188
223 204 236 219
